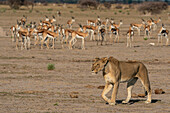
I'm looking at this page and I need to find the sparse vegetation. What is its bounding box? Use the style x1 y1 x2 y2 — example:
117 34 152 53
29 9 32 13
0 8 6 13
47 64 55 70
144 37 148 40
47 8 53 11
119 10 122 13
54 102 59 106
70 10 74 13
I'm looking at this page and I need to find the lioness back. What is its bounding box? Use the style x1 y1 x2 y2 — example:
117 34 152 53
118 61 147 79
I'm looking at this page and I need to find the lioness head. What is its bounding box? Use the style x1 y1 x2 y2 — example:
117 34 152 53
91 57 108 74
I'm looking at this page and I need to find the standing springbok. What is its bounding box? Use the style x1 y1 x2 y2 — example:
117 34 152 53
42 15 56 26
150 17 161 31
110 26 120 43
87 16 100 26
20 15 27 27
101 18 109 33
16 24 30 50
127 24 134 47
109 20 123 39
69 31 89 50
131 22 143 36
82 25 99 41
67 17 75 29
40 30 59 49
97 26 106 45
143 23 151 39
57 10 61 17
158 24 169 46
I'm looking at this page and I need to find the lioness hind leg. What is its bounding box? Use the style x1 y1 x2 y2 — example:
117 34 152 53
122 77 138 104
138 74 152 104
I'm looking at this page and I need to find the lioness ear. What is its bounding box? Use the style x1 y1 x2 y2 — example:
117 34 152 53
101 57 108 63
108 56 119 66
94 57 100 62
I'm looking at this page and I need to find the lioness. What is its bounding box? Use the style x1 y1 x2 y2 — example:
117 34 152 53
91 57 151 105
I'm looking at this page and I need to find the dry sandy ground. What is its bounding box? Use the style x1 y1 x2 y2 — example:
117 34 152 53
0 4 170 113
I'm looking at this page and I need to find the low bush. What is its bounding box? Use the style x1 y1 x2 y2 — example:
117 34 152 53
78 0 98 9
47 64 55 70
103 2 111 9
115 5 122 9
137 2 168 15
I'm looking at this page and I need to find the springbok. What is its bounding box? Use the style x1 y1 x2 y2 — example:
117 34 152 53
67 17 75 29
69 31 89 50
127 24 134 47
158 24 169 46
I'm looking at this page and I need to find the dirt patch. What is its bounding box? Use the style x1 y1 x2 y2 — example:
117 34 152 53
0 27 6 37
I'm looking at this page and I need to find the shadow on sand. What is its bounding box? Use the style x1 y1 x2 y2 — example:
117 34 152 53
106 99 161 105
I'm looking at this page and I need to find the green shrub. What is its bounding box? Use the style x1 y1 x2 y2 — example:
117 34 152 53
29 10 32 13
119 10 122 13
70 10 74 13
47 8 53 11
54 102 58 106
144 37 148 40
47 64 55 70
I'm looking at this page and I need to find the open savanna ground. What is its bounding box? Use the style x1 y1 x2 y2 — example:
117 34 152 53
0 4 170 113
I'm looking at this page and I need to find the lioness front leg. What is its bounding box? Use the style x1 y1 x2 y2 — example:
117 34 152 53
102 83 113 104
110 82 119 105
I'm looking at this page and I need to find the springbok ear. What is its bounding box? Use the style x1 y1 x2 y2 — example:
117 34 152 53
162 23 164 27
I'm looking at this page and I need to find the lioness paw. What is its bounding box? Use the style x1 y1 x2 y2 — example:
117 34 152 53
109 102 116 106
122 101 128 104
145 100 151 104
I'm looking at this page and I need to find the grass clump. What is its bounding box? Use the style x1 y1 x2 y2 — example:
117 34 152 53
54 102 58 106
0 8 6 13
47 64 55 70
13 10 16 13
47 8 53 11
144 37 148 40
70 10 74 13
29 10 32 13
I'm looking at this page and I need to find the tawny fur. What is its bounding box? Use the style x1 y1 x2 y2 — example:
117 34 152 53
91 57 152 105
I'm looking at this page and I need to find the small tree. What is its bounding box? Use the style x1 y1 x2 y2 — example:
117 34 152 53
8 0 34 10
103 2 111 9
8 0 21 9
78 0 99 9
